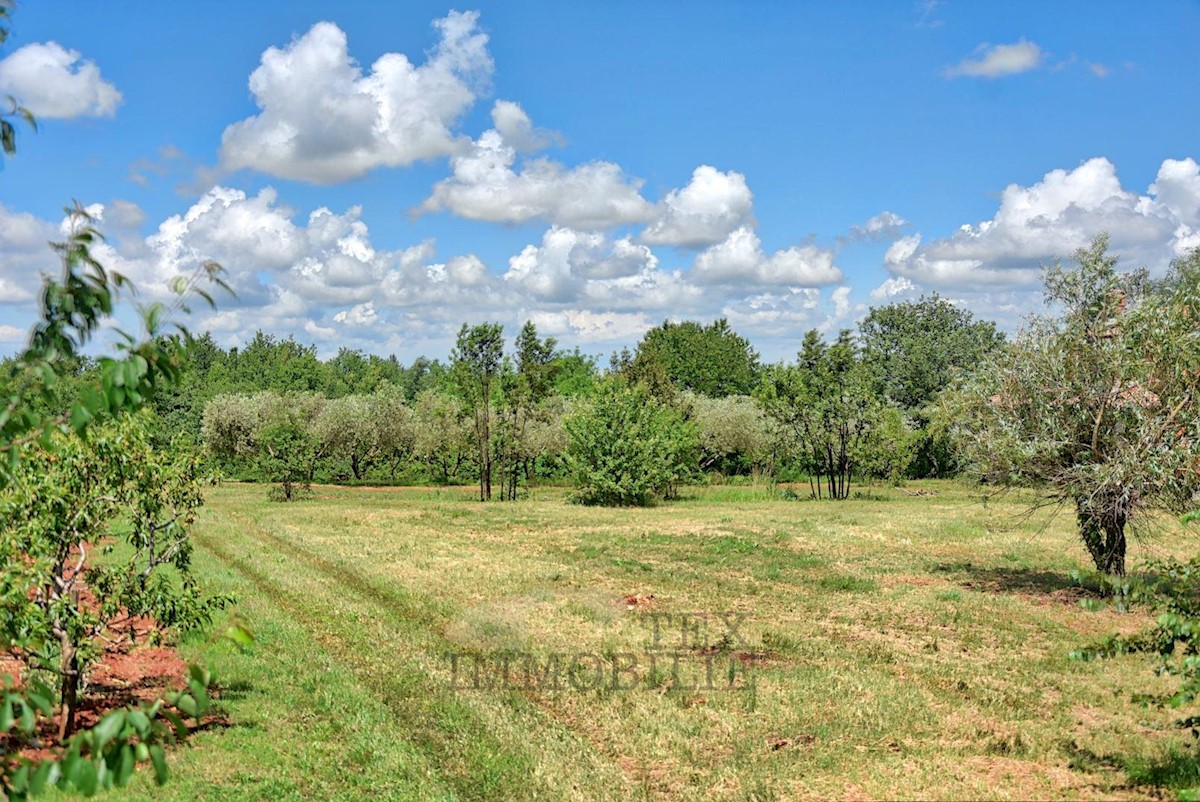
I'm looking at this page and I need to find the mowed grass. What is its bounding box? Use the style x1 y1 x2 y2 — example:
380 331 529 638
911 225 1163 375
106 481 1200 800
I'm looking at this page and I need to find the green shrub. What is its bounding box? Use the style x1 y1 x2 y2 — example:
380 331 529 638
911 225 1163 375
565 381 696 506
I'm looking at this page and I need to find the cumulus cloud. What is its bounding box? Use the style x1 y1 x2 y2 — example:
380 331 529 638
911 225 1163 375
504 226 658 302
502 225 701 315
0 203 60 304
846 211 907 243
0 187 503 351
219 12 492 183
419 110 653 228
721 288 822 337
526 309 653 343
490 100 560 152
884 157 1200 289
640 166 754 247
693 227 843 286
106 200 147 229
869 276 917 300
333 301 378 327
945 39 1044 79
0 42 121 119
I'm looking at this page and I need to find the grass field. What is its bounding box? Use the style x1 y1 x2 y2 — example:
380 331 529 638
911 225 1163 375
101 481 1200 800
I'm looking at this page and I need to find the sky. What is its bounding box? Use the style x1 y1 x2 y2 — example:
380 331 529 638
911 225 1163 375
1 0 1198 363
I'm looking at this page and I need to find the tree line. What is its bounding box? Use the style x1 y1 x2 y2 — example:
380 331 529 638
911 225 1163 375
171 296 1004 504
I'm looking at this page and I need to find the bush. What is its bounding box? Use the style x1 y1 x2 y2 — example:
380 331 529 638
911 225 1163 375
565 381 696 506
258 413 318 501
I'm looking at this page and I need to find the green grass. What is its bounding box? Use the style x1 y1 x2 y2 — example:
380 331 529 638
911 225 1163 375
99 480 1200 800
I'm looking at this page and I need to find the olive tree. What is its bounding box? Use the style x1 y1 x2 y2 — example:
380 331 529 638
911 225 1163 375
953 236 1200 575
313 395 377 480
412 388 472 484
688 393 772 475
371 384 416 479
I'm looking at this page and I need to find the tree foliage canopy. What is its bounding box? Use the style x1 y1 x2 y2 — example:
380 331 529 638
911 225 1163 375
953 236 1200 575
625 318 760 398
566 380 697 506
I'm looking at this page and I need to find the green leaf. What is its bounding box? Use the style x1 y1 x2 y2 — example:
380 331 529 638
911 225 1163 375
72 756 99 796
187 662 211 687
187 679 210 715
175 692 198 718
9 762 30 792
70 403 93 432
161 709 187 739
128 708 151 737
17 698 35 733
149 744 169 785
222 623 255 650
26 688 53 716
114 743 135 787
29 759 56 795
91 710 125 750
58 749 81 790
1 696 14 732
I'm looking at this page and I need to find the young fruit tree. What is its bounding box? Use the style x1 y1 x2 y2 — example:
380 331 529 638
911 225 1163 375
952 235 1200 575
1 414 231 739
0 209 240 794
1 8 247 792
566 380 697 506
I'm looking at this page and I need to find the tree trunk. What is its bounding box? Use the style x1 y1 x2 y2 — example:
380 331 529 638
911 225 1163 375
1076 494 1129 576
58 632 79 741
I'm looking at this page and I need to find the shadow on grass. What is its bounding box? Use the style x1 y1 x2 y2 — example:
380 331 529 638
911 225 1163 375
934 561 1077 591
1065 740 1200 796
932 561 1111 600
216 678 255 702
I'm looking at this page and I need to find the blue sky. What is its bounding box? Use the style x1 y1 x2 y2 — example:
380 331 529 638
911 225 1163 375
1 1 1198 362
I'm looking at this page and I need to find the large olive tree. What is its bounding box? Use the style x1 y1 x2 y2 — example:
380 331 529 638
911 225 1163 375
954 235 1200 575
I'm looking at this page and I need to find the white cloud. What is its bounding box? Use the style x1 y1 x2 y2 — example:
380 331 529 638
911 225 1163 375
1089 62 1111 78
0 204 59 304
526 309 652 343
106 200 146 229
0 42 121 119
721 288 822 337
885 157 1200 289
945 40 1044 79
869 276 917 300
0 324 25 343
219 12 492 183
334 301 378 327
419 117 653 228
830 286 852 319
693 227 843 286
640 165 754 247
504 226 659 302
502 226 701 315
846 211 907 242
490 100 560 152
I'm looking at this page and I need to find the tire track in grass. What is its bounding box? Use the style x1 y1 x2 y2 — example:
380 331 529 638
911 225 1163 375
195 510 633 801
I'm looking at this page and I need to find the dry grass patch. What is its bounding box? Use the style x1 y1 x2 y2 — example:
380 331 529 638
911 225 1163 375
139 480 1200 800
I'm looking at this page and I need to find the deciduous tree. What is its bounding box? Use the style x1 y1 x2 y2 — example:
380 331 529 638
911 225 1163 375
953 236 1200 575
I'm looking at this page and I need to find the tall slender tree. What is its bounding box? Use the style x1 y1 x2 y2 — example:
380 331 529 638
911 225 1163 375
451 323 504 501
